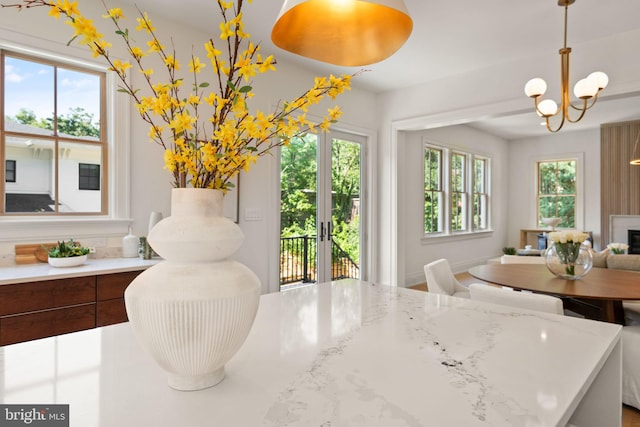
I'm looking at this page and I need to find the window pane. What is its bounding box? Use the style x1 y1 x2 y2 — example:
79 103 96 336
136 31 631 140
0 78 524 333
57 68 101 140
5 135 54 213
537 160 576 228
58 141 102 213
4 56 54 135
451 153 465 192
557 161 576 194
5 160 16 182
473 158 484 193
424 147 442 233
451 192 466 231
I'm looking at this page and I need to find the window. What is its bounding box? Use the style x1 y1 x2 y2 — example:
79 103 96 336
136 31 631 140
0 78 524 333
537 159 576 228
5 160 15 183
450 152 466 231
79 163 100 191
424 146 442 233
424 142 491 236
1 50 106 214
472 157 489 230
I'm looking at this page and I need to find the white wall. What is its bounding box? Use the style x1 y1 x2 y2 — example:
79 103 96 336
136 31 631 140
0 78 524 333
400 125 509 286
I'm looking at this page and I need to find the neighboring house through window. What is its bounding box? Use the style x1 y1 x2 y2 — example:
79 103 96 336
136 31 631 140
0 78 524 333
5 159 15 183
424 140 491 236
1 50 106 214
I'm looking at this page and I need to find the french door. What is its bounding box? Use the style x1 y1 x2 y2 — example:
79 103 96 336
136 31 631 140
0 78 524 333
279 130 365 288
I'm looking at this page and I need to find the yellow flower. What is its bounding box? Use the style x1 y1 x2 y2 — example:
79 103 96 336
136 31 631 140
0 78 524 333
55 0 79 16
147 38 164 53
188 56 205 73
219 21 234 40
130 46 146 60
103 8 123 19
136 12 154 33
6 0 353 189
164 55 180 71
110 59 131 75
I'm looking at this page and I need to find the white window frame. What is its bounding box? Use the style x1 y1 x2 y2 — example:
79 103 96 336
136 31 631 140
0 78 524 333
472 156 490 231
0 30 131 242
423 140 492 239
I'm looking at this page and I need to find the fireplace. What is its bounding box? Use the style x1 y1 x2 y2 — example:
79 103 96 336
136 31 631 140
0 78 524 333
629 230 640 254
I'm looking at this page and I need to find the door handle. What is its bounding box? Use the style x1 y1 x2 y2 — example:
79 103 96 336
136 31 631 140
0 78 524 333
319 222 325 242
327 221 332 240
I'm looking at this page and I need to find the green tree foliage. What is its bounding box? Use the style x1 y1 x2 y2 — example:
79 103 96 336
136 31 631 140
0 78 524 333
8 107 100 138
538 160 576 228
280 135 361 266
280 134 317 236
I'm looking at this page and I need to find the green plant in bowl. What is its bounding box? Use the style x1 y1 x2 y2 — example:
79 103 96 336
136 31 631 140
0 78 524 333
503 247 517 255
48 240 90 258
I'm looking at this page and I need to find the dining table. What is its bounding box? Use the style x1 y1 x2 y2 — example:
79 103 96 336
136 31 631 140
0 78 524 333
0 278 622 427
468 263 640 324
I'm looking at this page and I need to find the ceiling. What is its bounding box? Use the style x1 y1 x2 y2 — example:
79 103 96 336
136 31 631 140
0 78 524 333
115 0 640 139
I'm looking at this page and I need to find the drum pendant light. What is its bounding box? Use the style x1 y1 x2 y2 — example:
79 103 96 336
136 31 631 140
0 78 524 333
271 0 413 66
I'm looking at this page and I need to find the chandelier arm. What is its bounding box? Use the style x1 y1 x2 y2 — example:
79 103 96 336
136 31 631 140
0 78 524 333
544 114 565 133
569 91 601 111
564 99 588 123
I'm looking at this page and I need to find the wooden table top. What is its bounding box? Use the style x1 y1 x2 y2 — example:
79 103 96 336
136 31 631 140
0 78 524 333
468 263 640 301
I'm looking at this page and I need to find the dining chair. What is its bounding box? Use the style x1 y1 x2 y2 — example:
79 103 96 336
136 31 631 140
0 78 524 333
469 283 564 315
500 255 545 264
423 258 471 298
622 324 640 411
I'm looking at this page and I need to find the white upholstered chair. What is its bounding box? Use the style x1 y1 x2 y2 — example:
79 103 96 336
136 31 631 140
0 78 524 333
469 283 564 315
423 258 471 298
500 255 545 264
623 324 640 410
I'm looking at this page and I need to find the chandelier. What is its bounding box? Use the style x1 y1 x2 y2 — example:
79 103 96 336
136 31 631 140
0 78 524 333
271 0 413 67
524 0 608 133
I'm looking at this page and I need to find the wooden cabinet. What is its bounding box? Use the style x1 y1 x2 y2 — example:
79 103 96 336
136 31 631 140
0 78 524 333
96 271 142 327
0 269 143 345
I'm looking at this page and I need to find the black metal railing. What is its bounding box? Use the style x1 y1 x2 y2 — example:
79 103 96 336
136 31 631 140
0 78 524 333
280 235 359 285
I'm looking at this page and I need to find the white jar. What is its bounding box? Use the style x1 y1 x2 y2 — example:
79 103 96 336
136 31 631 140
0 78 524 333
122 227 139 258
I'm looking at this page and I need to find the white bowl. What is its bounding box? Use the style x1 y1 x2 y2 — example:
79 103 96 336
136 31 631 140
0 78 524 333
48 254 87 268
541 217 561 228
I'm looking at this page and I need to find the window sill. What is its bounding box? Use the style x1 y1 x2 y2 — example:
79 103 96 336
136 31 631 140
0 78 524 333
421 230 494 245
0 217 131 242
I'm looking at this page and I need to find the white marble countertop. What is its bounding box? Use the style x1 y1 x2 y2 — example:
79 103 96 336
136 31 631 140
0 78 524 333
0 279 622 426
0 257 160 285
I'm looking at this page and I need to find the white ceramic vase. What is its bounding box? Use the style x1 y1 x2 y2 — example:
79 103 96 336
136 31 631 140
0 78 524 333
124 188 261 391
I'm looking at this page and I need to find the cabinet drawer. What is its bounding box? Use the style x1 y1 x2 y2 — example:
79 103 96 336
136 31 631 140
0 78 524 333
96 299 128 327
0 277 96 316
97 271 141 301
0 304 96 345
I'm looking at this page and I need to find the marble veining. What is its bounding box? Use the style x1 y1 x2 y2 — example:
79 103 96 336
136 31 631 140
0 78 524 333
0 279 621 427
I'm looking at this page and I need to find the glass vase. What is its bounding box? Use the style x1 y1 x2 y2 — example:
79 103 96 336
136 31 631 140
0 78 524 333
545 242 593 280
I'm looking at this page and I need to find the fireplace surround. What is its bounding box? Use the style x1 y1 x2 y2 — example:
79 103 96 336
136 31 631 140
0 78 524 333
630 230 640 255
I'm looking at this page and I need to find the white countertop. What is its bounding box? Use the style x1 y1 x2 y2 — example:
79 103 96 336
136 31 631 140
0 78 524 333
0 279 621 426
0 257 159 285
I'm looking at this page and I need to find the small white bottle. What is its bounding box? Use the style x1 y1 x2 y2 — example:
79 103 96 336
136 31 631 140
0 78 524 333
122 226 139 258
